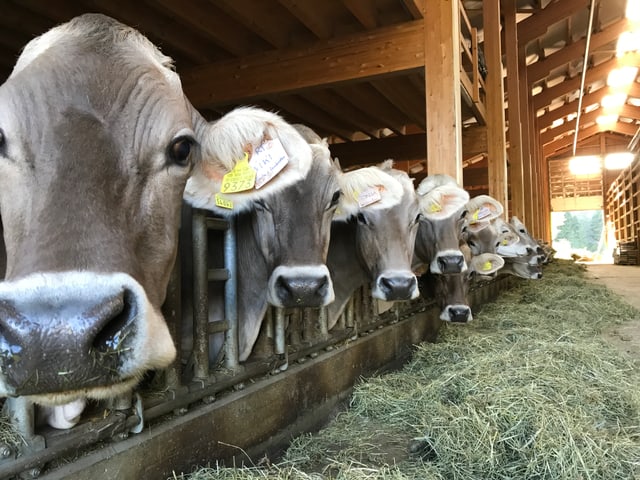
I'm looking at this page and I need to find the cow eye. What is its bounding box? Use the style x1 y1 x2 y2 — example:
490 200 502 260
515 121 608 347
356 212 368 225
519 228 526 234
413 213 422 225
255 199 270 212
460 210 468 219
495 241 500 247
468 240 476 248
168 136 194 166
330 190 341 206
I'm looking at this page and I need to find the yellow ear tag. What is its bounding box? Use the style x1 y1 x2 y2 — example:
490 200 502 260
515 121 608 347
220 152 256 193
215 193 234 210
482 261 493 271
429 202 442 213
502 239 509 246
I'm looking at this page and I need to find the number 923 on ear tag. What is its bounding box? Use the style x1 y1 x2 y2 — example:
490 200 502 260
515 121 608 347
220 152 256 193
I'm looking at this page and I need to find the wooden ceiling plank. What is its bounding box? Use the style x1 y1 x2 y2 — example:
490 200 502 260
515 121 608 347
334 84 408 136
12 0 87 24
150 0 267 57
610 121 639 136
543 124 600 156
277 0 334 39
0 2 55 37
269 94 358 141
533 53 640 111
518 0 590 46
83 0 224 65
182 20 425 108
400 0 424 19
528 18 630 84
343 0 379 29
301 89 383 138
370 77 426 129
214 0 307 49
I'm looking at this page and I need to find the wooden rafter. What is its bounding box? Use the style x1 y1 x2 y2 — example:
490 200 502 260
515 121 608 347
517 0 590 46
182 20 425 108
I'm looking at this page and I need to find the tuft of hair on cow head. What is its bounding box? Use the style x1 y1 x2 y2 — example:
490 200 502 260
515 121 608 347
183 107 313 215
333 165 405 220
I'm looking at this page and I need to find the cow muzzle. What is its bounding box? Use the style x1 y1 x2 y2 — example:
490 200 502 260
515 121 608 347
431 251 468 274
0 272 175 398
268 265 335 308
441 304 473 323
373 272 419 301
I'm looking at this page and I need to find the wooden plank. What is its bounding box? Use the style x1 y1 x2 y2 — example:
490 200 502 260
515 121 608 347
520 43 535 232
424 0 462 182
502 0 526 222
527 18 630 83
343 0 379 29
401 0 425 19
277 0 335 39
182 21 425 108
484 0 508 213
462 125 488 156
543 124 601 155
370 77 426 129
533 54 640 111
517 0 590 46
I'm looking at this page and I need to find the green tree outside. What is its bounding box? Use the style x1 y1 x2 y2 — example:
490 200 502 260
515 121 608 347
554 210 603 252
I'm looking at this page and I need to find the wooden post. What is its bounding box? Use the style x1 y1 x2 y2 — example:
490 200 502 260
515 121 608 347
518 42 535 231
424 0 463 183
483 0 508 212
502 0 526 222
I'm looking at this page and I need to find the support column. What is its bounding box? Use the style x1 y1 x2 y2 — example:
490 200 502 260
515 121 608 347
424 0 463 183
484 0 508 211
502 0 526 222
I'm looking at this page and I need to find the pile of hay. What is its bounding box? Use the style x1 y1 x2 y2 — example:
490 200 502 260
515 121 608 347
179 261 640 478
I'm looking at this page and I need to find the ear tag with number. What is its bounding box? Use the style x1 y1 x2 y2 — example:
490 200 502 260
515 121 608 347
358 186 382 207
220 152 256 193
482 261 493 271
215 193 234 210
249 138 289 189
429 201 442 213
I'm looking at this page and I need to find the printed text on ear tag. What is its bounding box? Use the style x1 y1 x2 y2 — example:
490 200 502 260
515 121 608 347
472 206 491 222
249 137 289 189
215 193 234 210
358 186 382 207
220 152 256 193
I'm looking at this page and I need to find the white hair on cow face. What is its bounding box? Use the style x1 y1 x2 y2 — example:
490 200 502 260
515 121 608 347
417 184 469 221
416 173 460 196
333 166 405 220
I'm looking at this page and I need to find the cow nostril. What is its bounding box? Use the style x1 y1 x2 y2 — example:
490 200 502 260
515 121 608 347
92 290 137 354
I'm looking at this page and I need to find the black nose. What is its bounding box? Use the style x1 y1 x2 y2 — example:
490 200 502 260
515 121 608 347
437 255 465 274
275 274 331 307
0 290 137 396
379 275 417 300
448 306 471 323
536 272 543 279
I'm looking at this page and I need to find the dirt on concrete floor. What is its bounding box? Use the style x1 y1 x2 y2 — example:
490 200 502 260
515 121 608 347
585 263 640 361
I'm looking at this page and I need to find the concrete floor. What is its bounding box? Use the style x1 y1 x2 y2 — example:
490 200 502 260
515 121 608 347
585 263 640 360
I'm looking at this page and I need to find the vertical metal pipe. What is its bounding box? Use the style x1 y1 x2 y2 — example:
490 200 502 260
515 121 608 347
274 307 286 355
302 308 313 342
318 306 328 336
192 209 209 379
572 0 597 156
224 216 239 369
346 296 354 328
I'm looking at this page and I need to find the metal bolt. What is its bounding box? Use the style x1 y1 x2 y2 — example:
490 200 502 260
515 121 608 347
202 395 215 405
174 407 188 416
0 445 11 458
116 432 129 441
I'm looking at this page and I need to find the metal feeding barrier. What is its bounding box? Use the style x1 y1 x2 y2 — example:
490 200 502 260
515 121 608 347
0 208 503 479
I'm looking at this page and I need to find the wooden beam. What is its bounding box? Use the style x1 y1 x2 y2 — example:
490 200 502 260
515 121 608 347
343 0 379 29
424 0 463 182
532 54 640 111
517 0 590 46
484 0 508 210
543 124 600 155
537 86 609 129
401 0 425 19
610 121 640 136
502 0 526 222
182 21 425 108
462 126 488 157
527 18 630 84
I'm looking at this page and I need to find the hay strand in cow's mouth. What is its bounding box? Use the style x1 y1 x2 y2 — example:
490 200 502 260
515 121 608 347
177 259 640 479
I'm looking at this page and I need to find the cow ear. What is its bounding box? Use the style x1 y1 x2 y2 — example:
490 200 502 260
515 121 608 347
184 107 313 214
466 195 503 226
335 166 404 220
470 253 504 275
418 185 469 221
495 231 524 257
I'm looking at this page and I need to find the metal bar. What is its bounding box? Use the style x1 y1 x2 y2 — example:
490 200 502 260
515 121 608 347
572 0 597 156
224 216 239 369
206 217 230 230
192 208 210 379
274 307 286 355
318 306 328 337
346 296 354 328
208 268 230 281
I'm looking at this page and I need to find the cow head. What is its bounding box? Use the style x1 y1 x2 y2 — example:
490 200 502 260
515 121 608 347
335 161 420 302
0 15 302 423
414 174 470 274
184 112 340 309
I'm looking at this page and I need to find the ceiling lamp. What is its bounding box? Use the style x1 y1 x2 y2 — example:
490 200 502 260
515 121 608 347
601 92 628 109
617 30 640 56
627 0 640 23
569 155 602 176
604 151 635 170
607 66 639 88
596 113 619 125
